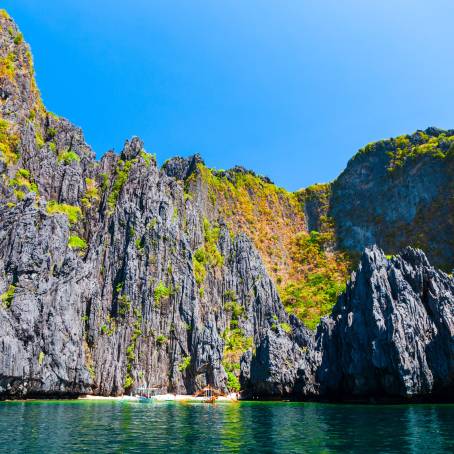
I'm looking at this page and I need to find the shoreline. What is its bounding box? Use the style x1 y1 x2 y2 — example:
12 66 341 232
79 393 240 403
3 393 454 405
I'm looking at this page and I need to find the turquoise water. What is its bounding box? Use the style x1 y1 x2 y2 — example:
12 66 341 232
1 400 454 453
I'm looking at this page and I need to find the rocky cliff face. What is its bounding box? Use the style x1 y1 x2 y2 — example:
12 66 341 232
1 10 453 401
316 246 454 400
0 10 300 398
330 128 454 270
242 246 454 401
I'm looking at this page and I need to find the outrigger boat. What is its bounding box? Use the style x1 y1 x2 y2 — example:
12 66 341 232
192 385 224 404
134 387 160 402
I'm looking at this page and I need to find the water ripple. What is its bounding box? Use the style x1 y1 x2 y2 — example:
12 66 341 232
1 401 454 453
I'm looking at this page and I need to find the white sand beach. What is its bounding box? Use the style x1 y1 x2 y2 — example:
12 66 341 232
79 393 239 403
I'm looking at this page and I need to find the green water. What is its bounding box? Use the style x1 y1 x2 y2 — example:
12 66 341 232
1 400 453 453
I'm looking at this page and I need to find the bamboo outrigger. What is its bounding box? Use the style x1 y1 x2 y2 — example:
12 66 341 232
193 385 224 403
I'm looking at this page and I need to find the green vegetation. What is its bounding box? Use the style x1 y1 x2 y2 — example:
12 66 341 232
192 218 224 291
178 355 191 372
81 178 100 208
9 168 39 195
123 374 134 390
222 294 252 392
0 118 19 165
226 371 241 392
222 327 253 392
17 168 30 178
107 159 134 213
280 322 292 334
47 127 57 139
46 201 81 225
118 294 132 316
387 132 454 171
123 308 143 390
87 364 95 381
156 334 168 346
223 328 253 356
0 52 15 81
35 129 45 148
140 150 155 168
189 164 306 288
154 281 171 306
13 189 25 200
147 218 157 230
224 290 237 301
58 150 80 165
224 301 244 323
193 249 207 286
0 9 10 19
224 292 244 329
135 237 144 253
1 284 15 309
100 315 116 336
68 235 87 251
13 32 23 45
356 130 454 172
171 207 178 223
278 230 350 330
100 173 109 191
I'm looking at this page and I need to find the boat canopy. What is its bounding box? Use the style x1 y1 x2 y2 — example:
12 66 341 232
136 387 161 398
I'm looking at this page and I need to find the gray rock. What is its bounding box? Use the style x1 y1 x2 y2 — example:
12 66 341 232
315 246 454 400
162 154 204 180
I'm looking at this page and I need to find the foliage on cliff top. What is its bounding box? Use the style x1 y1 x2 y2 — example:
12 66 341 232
0 9 10 20
189 163 306 286
354 128 454 171
297 182 331 201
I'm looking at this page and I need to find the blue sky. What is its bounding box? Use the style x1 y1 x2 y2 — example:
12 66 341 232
3 0 454 190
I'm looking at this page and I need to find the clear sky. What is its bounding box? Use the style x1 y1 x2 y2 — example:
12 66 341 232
3 0 454 190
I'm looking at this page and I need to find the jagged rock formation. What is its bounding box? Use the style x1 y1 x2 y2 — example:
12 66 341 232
242 246 454 401
0 10 453 401
316 246 454 399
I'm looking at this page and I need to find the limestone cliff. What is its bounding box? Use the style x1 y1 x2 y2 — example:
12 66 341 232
1 10 454 401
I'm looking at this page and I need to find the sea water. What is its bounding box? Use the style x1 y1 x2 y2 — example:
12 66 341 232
1 400 453 453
